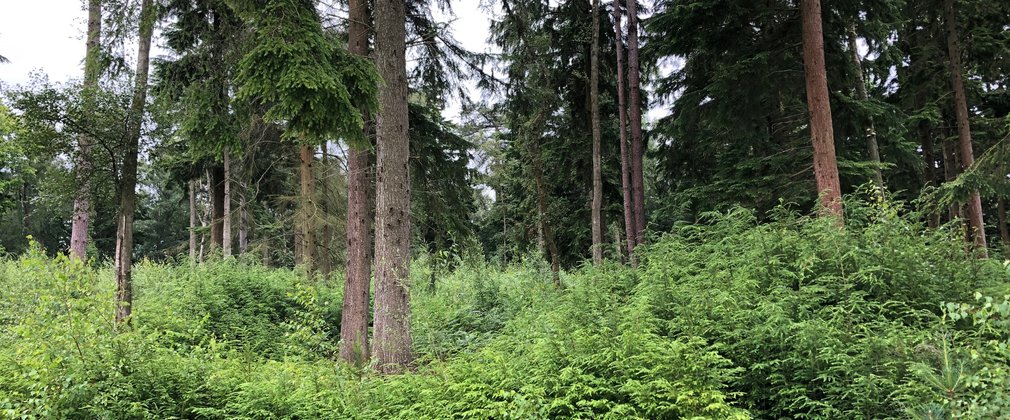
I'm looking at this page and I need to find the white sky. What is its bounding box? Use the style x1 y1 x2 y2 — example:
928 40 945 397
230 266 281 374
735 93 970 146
0 0 666 121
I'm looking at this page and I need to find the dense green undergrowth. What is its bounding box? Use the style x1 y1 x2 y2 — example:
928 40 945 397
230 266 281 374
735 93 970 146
2 203 1009 418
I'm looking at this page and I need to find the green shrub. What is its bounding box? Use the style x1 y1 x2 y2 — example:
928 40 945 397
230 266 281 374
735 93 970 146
634 203 1003 418
3 201 1006 418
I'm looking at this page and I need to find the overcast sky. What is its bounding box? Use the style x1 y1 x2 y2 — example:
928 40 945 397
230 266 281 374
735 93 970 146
0 0 666 121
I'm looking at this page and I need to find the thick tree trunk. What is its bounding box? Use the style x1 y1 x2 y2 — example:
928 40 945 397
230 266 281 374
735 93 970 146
113 0 154 325
590 0 603 264
373 0 413 373
340 0 374 367
299 144 316 273
210 165 225 249
800 0 843 219
626 0 646 244
846 24 883 192
189 180 197 262
70 0 102 260
613 0 636 259
342 147 373 365
223 147 232 257
944 0 987 256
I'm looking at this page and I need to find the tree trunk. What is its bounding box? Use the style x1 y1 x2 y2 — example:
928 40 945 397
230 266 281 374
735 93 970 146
942 129 962 221
373 0 413 373
590 0 603 264
613 0 636 258
189 179 197 263
69 0 102 260
999 198 1009 257
800 0 843 219
530 132 562 285
299 144 316 273
210 165 225 249
223 147 232 257
340 0 374 366
626 0 647 244
318 143 333 279
113 0 154 325
944 0 987 256
846 23 884 192
239 193 248 254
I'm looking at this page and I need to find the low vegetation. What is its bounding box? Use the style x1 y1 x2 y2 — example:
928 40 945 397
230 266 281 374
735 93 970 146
2 202 1009 419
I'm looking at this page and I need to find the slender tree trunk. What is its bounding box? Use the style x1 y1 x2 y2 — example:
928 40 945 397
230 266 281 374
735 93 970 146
340 0 374 364
530 131 562 285
921 124 941 227
190 180 198 262
626 0 646 244
299 144 316 273
941 126 962 222
69 0 102 260
210 165 225 249
239 193 248 254
223 147 232 257
590 0 603 264
373 0 413 373
944 0 987 256
199 179 208 262
800 0 843 219
262 238 271 266
318 143 333 279
846 24 884 192
999 198 1009 257
613 0 636 258
113 0 154 325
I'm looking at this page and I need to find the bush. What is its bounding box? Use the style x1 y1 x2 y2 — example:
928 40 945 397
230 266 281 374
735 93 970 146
633 203 1003 418
2 201 1007 418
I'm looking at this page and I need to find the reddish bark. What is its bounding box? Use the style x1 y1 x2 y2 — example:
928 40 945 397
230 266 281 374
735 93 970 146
626 0 647 243
944 0 987 256
69 0 102 260
800 0 843 219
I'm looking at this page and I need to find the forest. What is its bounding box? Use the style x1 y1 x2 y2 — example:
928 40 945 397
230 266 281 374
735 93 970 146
1 0 1009 418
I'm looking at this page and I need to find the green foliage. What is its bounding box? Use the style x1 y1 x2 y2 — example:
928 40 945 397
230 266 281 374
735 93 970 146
4 202 1010 418
633 199 1004 418
232 0 378 146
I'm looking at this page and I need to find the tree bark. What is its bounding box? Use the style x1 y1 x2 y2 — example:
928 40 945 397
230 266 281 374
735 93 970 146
373 0 413 373
210 165 225 249
590 0 603 264
999 198 1009 257
800 0 843 219
613 0 636 259
340 0 373 366
626 0 646 244
189 179 198 263
942 129 962 222
530 129 562 285
299 144 316 273
223 146 232 257
239 193 248 254
69 0 102 260
114 0 154 325
944 0 987 256
318 143 333 279
846 24 884 192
